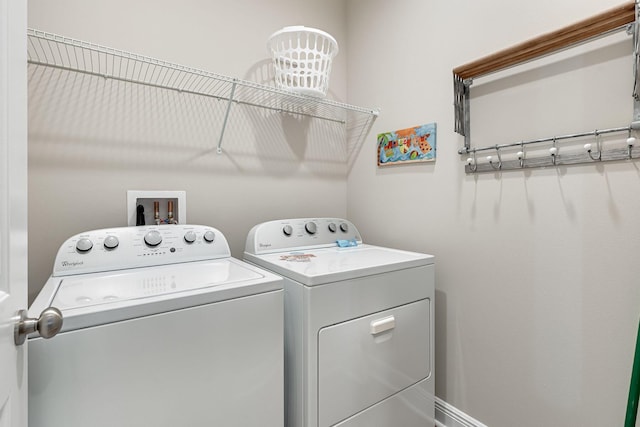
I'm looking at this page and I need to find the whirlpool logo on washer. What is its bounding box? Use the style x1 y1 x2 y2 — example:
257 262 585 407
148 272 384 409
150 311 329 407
259 243 272 248
61 260 84 268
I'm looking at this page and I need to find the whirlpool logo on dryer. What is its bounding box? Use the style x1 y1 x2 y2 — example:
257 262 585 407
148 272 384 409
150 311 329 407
61 260 84 267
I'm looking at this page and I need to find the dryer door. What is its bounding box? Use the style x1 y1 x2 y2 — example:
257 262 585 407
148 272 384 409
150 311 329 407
317 298 430 427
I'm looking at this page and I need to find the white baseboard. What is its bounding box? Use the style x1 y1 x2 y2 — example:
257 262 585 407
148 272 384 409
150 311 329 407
435 397 488 427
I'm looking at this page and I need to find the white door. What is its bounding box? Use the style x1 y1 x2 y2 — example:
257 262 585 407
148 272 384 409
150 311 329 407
0 0 28 426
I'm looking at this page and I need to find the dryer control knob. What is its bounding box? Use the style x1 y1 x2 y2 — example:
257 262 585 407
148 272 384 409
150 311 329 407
76 238 93 253
203 230 215 243
340 222 349 233
283 225 293 236
103 235 119 250
144 230 162 247
305 222 317 235
328 223 337 233
184 231 196 244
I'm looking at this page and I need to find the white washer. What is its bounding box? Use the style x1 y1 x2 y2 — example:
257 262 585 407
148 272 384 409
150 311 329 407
244 218 435 427
29 224 283 427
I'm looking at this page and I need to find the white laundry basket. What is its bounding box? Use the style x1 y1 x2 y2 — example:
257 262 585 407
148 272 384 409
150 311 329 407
267 26 339 98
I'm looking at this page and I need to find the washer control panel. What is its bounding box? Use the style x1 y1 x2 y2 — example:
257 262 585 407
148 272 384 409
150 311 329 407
53 224 230 277
245 218 362 254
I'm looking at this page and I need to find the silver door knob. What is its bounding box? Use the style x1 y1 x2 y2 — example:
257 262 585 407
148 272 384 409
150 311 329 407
14 307 63 346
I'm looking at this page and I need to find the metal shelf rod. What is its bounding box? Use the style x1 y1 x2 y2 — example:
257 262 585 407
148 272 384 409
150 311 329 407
27 60 232 102
465 145 639 173
458 125 631 154
231 99 347 124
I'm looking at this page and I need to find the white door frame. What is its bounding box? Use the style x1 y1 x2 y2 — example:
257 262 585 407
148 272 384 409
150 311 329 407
0 0 29 426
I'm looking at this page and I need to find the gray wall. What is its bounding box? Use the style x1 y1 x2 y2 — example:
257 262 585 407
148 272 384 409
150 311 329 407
28 0 640 426
346 0 640 426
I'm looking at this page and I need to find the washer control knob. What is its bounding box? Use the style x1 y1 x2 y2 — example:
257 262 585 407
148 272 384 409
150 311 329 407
203 230 215 243
76 238 93 253
340 222 349 233
184 231 197 244
283 225 293 236
144 230 162 247
305 222 317 235
328 223 337 233
103 235 119 250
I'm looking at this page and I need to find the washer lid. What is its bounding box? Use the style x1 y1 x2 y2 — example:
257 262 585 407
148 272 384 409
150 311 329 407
35 258 282 332
244 244 434 286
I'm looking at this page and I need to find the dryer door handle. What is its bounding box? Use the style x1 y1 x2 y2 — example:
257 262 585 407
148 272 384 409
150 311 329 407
370 315 395 335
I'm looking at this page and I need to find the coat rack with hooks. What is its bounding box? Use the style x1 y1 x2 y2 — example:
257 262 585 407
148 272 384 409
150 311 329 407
26 29 379 155
453 1 639 173
464 125 638 173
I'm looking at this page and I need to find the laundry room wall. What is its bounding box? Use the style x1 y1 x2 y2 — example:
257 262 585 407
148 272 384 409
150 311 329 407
346 0 640 426
27 0 349 302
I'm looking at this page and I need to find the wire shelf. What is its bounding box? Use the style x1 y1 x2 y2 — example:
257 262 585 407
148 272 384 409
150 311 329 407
27 28 379 153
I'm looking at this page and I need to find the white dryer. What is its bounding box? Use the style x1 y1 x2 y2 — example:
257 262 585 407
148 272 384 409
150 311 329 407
29 224 283 427
244 218 435 427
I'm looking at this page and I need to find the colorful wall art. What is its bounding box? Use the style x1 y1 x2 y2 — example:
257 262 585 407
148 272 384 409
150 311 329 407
377 123 437 166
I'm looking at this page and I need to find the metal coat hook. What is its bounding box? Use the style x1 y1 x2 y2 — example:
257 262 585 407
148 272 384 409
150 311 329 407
549 138 558 165
487 145 502 170
466 150 478 172
628 127 636 159
459 124 636 173
584 129 602 161
516 143 525 168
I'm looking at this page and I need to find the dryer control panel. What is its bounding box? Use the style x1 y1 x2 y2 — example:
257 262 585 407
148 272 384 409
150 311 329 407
53 225 230 277
245 218 362 254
